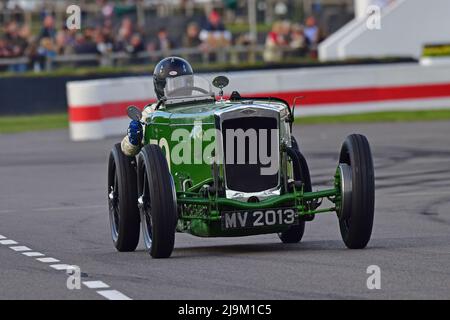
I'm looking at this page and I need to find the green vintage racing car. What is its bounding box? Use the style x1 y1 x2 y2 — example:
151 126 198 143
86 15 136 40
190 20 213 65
107 75 375 258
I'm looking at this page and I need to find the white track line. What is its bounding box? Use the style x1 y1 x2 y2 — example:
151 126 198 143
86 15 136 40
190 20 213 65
0 240 18 245
96 290 132 300
83 281 110 289
33 205 104 212
1 233 132 300
0 210 15 214
10 246 31 252
389 191 450 197
49 264 73 271
22 252 45 257
37 257 60 263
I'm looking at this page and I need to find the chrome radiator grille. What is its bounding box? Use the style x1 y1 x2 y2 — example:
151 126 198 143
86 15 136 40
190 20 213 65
220 113 280 193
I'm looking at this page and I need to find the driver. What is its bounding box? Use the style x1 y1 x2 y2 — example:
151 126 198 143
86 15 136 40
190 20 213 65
121 57 194 156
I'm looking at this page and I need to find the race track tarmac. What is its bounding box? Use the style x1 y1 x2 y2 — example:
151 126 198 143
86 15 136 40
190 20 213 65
0 121 449 299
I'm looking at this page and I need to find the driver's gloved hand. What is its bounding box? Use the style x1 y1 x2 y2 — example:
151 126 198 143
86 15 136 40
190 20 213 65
127 120 143 146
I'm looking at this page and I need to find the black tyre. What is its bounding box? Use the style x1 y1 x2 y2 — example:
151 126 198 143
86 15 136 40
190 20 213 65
290 137 312 192
137 144 177 258
278 137 312 243
107 143 140 252
338 134 375 249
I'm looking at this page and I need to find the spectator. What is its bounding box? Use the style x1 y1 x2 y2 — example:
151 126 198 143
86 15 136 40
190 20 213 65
146 27 175 61
0 37 12 58
38 37 56 57
73 32 99 67
37 37 56 70
5 22 28 72
55 28 76 55
95 30 114 56
289 24 308 57
199 10 231 47
183 22 203 63
263 21 287 63
18 25 31 47
1 34 15 72
100 22 115 58
126 33 145 54
39 15 56 40
102 23 114 43
304 16 320 50
154 28 175 52
25 38 44 72
94 29 114 66
183 22 202 48
280 20 292 42
114 17 135 52
117 17 133 44
74 33 98 55
199 10 231 62
5 22 28 57
122 33 144 65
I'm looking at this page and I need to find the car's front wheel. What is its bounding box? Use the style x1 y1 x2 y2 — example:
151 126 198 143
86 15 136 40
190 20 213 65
137 144 177 258
338 134 375 249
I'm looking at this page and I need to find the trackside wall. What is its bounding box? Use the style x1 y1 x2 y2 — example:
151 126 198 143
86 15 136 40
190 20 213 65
67 62 450 141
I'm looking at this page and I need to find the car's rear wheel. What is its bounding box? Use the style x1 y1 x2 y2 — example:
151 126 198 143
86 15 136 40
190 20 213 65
137 144 177 258
338 134 375 249
278 137 312 244
107 143 140 252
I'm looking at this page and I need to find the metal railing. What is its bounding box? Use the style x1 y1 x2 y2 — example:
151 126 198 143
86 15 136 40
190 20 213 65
0 44 294 72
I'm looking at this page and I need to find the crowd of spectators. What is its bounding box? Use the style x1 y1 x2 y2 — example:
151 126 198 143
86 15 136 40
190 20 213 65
0 6 236 72
0 1 322 72
263 16 322 63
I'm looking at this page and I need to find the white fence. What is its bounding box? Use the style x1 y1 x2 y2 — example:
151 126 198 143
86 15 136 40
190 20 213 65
67 61 450 141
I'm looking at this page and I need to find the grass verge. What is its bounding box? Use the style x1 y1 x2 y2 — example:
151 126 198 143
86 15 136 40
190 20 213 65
1 109 450 134
0 113 68 134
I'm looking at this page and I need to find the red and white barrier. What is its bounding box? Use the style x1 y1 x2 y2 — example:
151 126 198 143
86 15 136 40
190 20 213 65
67 62 450 141
67 77 155 141
234 63 450 116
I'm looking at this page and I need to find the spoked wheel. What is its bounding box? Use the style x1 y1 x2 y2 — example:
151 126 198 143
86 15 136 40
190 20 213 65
107 143 140 252
137 144 177 258
278 137 312 244
337 134 375 249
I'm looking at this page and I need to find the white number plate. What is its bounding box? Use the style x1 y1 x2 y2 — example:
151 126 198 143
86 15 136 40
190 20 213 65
221 208 298 230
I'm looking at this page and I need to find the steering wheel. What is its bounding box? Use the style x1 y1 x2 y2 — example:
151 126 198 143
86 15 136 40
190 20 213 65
167 86 210 97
